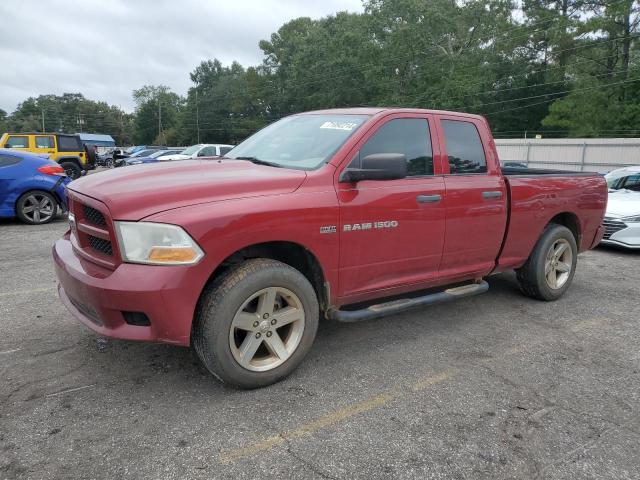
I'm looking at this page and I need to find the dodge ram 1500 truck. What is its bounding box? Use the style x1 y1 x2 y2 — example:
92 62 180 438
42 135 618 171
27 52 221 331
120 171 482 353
53 108 607 388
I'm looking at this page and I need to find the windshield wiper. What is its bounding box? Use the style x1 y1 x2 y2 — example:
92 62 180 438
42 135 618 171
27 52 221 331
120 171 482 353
234 156 282 168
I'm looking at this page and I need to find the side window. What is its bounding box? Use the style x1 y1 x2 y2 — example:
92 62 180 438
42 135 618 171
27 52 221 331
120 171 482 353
623 174 640 192
358 118 433 176
35 136 54 149
219 146 233 156
57 135 81 151
0 154 21 167
199 146 216 156
6 136 29 148
442 120 487 174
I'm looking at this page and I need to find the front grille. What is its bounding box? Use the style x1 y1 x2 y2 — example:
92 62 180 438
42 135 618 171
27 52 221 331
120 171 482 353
602 217 627 240
83 205 106 226
88 235 113 256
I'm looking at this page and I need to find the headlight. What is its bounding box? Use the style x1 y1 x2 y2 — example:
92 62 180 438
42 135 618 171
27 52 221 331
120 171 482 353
622 215 640 223
114 222 204 265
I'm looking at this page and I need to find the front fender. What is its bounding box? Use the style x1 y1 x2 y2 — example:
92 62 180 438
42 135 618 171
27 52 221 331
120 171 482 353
144 190 341 304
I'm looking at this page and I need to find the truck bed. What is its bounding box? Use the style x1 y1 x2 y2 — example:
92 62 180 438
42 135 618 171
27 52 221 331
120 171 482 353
501 166 601 177
496 171 607 272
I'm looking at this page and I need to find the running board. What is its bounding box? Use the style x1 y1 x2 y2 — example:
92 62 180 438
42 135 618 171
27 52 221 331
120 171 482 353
327 281 489 323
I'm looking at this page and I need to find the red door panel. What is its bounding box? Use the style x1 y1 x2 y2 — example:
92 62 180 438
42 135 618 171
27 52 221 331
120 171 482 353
440 175 507 278
338 176 446 297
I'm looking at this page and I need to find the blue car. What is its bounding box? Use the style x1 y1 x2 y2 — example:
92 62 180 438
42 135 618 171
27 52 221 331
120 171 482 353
125 149 175 165
0 149 71 224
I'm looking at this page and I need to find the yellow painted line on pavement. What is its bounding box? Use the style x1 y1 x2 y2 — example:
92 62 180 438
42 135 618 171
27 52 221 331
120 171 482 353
0 287 55 297
412 370 454 391
219 371 453 464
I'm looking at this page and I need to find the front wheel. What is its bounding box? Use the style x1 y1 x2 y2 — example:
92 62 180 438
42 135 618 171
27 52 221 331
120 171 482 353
193 259 319 388
516 224 578 301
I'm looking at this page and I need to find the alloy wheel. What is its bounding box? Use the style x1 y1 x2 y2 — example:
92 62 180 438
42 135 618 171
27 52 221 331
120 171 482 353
21 194 55 224
229 287 306 372
544 238 573 289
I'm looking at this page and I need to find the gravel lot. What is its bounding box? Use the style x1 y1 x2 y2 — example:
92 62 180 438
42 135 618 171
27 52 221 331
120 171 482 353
1 215 639 479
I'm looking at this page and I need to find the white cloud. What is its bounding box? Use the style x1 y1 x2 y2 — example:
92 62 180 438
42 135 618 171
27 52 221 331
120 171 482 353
0 0 363 113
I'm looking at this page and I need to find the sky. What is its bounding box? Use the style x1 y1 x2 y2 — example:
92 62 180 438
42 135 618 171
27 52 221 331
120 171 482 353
0 0 363 114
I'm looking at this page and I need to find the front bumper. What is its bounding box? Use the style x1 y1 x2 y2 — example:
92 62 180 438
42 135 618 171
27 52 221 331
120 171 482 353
599 220 640 250
53 234 199 346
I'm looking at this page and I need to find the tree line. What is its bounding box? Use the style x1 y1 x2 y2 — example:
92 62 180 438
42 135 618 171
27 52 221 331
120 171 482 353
1 0 638 145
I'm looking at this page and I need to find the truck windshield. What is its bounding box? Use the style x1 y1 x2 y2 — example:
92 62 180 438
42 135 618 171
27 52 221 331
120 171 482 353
225 114 369 170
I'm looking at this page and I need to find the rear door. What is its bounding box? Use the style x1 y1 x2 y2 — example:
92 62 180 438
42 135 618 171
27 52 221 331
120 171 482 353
33 135 56 158
436 116 507 279
337 114 446 300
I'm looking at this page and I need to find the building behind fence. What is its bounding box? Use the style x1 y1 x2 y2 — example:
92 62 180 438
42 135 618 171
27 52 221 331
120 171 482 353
494 138 640 173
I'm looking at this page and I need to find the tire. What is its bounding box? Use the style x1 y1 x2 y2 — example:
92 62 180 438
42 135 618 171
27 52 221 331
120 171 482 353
16 190 58 225
193 258 319 389
60 161 82 180
516 224 578 301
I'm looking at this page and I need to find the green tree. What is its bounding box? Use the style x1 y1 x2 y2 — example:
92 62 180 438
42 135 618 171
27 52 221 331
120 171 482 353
132 85 183 144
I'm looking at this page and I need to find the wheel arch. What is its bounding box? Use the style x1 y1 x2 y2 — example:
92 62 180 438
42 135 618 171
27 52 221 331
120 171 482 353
57 156 82 168
547 212 581 247
199 240 329 312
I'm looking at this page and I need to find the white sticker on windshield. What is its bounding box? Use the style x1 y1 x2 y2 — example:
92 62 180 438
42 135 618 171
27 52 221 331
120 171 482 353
320 121 358 131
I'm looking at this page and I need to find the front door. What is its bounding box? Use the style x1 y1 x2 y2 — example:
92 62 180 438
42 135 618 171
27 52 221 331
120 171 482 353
337 115 446 301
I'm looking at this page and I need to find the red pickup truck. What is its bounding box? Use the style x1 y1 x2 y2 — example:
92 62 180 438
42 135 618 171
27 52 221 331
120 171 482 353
53 108 607 388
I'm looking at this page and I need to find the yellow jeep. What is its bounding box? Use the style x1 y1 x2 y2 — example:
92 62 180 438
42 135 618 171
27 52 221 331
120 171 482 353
0 132 93 179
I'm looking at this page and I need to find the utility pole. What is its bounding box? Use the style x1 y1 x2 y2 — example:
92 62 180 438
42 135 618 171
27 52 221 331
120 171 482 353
158 98 162 144
195 89 200 144
41 109 45 132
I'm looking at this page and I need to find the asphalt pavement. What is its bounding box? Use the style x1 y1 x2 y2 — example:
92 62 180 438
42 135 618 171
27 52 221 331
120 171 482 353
1 215 639 479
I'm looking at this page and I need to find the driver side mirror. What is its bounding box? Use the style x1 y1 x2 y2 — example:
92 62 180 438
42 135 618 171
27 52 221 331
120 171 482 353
340 153 407 183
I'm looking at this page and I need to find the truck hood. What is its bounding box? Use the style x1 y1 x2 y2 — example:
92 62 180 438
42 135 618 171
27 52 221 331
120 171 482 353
69 159 307 220
606 189 640 218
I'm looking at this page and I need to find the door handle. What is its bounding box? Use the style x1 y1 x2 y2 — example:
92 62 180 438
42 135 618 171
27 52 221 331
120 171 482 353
417 194 442 204
482 191 503 200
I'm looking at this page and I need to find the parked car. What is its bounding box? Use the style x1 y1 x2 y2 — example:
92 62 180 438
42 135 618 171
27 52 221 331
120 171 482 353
0 132 93 179
158 144 234 161
502 161 528 169
113 148 164 168
125 150 176 165
53 107 607 388
0 149 70 224
600 166 640 249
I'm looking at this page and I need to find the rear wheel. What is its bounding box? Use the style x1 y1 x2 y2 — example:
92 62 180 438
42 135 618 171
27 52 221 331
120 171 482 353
193 259 319 388
516 224 578 301
16 191 58 225
60 161 81 180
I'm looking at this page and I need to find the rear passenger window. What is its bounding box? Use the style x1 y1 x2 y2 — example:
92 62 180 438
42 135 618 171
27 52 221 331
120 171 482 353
220 146 233 156
0 154 21 167
35 136 54 148
359 118 433 176
6 136 29 148
442 120 487 174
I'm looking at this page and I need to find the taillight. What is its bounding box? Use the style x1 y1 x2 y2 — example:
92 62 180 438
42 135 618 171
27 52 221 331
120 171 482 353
38 165 66 176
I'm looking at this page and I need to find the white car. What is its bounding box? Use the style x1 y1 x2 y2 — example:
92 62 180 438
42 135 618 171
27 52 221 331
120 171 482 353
157 144 234 161
601 166 640 249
